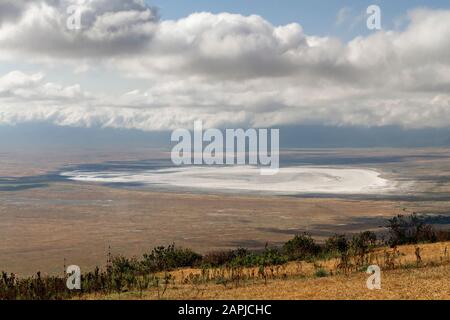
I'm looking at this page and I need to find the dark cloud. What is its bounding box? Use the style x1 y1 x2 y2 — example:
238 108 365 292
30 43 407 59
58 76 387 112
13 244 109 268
0 0 28 25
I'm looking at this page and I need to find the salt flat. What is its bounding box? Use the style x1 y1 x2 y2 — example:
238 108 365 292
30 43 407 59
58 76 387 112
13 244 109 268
61 166 395 195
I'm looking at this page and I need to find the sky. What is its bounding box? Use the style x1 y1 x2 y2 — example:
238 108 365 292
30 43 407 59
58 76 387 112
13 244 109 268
149 0 450 39
0 0 450 147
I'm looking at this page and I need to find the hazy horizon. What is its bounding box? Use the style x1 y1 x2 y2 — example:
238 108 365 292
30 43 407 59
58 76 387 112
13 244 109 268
1 123 450 149
1 0 450 148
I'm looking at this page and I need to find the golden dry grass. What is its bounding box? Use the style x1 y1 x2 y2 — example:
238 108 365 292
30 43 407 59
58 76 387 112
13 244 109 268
83 242 450 300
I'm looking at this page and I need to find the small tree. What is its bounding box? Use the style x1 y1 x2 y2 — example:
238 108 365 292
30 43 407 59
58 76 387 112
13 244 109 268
283 233 320 260
325 234 349 254
387 214 437 246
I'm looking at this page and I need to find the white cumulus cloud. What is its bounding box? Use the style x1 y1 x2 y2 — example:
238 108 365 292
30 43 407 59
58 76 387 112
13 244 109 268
0 1 449 131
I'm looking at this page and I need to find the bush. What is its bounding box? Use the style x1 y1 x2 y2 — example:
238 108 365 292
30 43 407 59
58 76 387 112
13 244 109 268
202 251 235 267
141 244 202 272
202 248 249 267
227 247 287 268
387 214 437 246
283 233 320 260
436 230 450 242
110 256 140 274
314 268 329 278
351 231 377 256
325 234 349 254
255 248 287 267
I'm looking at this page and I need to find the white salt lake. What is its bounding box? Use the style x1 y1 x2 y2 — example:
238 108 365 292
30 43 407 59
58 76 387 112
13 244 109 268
61 166 397 195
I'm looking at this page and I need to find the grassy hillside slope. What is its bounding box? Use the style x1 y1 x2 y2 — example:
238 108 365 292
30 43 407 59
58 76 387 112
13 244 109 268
85 242 449 300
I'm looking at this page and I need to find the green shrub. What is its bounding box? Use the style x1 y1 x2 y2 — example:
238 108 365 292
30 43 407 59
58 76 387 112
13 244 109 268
283 233 320 260
225 247 287 268
314 268 329 278
141 244 202 272
111 256 140 274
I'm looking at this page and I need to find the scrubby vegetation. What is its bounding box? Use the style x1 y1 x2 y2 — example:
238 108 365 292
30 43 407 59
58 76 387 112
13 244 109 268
1 213 449 300
387 213 450 246
283 233 321 260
